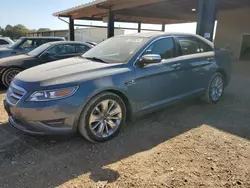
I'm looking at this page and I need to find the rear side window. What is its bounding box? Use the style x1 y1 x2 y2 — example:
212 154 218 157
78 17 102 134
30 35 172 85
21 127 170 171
75 44 90 53
177 37 213 56
143 37 175 59
0 39 9 45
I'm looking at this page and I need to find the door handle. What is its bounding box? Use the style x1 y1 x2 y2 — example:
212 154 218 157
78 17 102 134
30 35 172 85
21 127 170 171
171 63 181 69
207 57 214 62
11 51 17 54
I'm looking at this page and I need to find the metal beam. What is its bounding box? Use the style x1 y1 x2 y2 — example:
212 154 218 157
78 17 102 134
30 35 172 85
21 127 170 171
69 17 75 41
162 24 165 31
196 0 218 41
107 7 115 38
138 22 141 33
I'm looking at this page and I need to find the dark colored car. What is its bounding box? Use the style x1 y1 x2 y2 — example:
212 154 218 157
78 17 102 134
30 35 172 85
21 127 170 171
0 41 93 87
4 32 231 142
0 37 65 58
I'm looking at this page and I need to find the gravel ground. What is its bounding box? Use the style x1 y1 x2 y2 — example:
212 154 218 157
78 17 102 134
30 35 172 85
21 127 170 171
0 62 250 188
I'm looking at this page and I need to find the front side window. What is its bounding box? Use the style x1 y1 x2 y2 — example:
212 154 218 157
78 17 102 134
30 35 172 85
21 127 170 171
47 44 75 55
20 39 34 48
143 38 175 59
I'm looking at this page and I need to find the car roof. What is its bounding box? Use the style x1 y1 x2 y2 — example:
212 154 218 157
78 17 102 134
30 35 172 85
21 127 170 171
44 41 92 46
118 32 213 47
120 32 201 38
20 36 65 39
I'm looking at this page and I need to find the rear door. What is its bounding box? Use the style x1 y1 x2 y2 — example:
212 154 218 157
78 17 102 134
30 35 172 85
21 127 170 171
173 36 215 96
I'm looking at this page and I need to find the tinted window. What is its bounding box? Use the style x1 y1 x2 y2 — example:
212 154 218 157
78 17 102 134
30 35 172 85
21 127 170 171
143 38 175 59
75 44 90 53
178 37 201 55
48 44 75 54
0 39 9 45
198 40 213 52
178 37 213 55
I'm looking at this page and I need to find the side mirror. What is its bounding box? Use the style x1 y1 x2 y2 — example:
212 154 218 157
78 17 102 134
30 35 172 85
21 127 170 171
137 54 162 67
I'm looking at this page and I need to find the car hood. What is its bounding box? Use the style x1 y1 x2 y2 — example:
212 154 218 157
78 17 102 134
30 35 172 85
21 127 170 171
15 57 127 89
0 54 32 67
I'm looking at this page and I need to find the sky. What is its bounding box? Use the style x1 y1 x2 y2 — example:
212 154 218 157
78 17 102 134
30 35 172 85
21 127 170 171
0 0 197 33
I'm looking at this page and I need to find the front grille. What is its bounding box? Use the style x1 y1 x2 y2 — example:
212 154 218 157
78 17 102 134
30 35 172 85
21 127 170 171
6 83 26 105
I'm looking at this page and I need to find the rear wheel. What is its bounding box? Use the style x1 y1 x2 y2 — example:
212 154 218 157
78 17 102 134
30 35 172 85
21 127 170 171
78 92 126 142
202 72 225 104
2 68 22 88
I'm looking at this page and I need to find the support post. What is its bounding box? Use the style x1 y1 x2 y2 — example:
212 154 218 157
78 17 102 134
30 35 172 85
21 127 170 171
107 7 114 38
138 22 141 33
162 24 165 32
69 17 75 41
196 0 218 41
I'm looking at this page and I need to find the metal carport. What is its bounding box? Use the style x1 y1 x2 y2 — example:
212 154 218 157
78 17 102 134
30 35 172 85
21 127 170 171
53 0 250 59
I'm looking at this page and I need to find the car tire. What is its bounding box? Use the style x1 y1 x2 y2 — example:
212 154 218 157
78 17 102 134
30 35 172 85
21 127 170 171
202 72 225 104
78 92 126 143
1 68 22 88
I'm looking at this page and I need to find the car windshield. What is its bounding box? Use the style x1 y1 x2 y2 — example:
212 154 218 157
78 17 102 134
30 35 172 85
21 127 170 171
8 38 24 49
82 36 148 63
27 43 51 57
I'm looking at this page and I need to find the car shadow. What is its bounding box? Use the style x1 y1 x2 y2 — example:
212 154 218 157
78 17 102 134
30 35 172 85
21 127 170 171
0 63 250 187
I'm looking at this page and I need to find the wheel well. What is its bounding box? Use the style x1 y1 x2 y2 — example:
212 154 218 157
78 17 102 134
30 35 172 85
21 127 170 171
217 69 227 83
106 89 132 122
2 66 23 73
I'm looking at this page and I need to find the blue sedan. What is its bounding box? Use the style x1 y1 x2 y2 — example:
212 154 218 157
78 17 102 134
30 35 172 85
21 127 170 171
4 32 231 142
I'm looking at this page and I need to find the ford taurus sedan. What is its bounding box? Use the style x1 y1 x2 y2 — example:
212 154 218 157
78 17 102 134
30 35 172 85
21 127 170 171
4 32 231 142
0 41 93 87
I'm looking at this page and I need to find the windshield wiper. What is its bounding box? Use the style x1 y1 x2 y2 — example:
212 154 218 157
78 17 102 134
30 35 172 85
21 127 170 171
84 56 108 63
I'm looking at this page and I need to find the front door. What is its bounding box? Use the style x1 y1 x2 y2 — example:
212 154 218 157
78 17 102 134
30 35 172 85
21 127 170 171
132 37 183 111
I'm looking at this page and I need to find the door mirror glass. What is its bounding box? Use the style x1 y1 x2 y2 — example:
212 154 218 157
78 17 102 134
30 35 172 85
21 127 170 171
137 54 162 66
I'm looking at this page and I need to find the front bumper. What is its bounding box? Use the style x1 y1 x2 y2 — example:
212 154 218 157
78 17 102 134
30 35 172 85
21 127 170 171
4 98 80 136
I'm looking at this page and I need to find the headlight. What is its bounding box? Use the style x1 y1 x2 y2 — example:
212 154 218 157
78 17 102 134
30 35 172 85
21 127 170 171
26 87 78 102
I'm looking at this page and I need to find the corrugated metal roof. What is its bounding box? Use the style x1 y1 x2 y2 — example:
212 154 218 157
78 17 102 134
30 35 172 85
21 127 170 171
53 0 108 17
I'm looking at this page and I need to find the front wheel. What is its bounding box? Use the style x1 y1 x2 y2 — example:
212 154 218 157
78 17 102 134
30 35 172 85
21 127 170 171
78 92 126 142
202 72 225 104
1 68 22 88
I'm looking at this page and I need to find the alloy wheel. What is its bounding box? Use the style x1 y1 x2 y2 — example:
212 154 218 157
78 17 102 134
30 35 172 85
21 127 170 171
89 99 122 138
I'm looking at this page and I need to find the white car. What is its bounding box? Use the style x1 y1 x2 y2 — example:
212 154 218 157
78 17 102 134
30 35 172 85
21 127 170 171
0 37 14 48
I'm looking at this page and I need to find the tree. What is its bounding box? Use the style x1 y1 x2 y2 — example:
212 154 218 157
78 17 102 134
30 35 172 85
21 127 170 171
0 27 4 36
3 24 29 39
4 25 13 38
37 28 51 32
12 24 29 39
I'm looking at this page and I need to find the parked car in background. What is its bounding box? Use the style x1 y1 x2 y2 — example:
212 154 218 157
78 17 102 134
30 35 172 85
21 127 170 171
86 41 98 46
4 32 231 142
0 37 14 48
0 41 93 87
0 36 65 58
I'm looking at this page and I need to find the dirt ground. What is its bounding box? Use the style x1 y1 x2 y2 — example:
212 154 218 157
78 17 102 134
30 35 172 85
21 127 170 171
0 62 250 188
